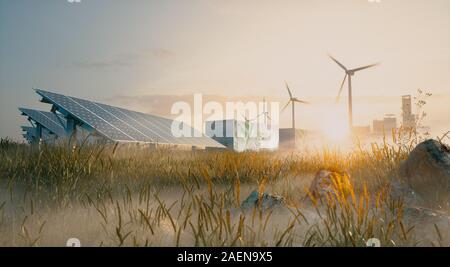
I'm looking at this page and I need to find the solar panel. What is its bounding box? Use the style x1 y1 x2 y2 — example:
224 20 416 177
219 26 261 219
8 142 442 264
21 126 36 132
125 108 192 145
22 127 35 142
109 106 175 144
19 108 67 137
34 89 225 148
33 90 134 142
21 126 37 141
70 96 149 141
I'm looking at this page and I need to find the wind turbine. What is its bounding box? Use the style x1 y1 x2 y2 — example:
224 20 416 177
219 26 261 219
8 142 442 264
240 98 273 148
257 97 271 126
255 97 273 141
328 55 379 129
282 82 310 129
241 98 272 137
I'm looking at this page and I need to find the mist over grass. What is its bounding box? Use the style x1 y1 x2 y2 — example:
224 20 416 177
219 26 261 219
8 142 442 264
0 132 448 247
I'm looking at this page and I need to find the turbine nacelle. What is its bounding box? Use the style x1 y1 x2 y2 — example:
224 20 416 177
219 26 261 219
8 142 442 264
346 70 356 76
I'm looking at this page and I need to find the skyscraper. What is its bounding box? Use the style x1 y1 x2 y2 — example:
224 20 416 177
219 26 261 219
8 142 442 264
402 95 416 129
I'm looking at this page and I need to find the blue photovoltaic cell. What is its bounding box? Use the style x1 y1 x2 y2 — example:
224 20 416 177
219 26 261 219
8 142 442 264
21 126 36 139
21 126 35 132
35 90 133 142
107 105 173 144
35 89 224 148
68 96 147 141
21 126 55 142
94 103 158 142
125 109 185 145
130 109 204 146
22 128 35 142
19 108 66 137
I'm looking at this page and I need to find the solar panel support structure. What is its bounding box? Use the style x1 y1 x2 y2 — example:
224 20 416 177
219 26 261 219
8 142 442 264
36 123 43 146
36 123 42 139
66 117 76 139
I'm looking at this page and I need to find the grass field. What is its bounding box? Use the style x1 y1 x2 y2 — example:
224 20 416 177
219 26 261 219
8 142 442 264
0 132 448 247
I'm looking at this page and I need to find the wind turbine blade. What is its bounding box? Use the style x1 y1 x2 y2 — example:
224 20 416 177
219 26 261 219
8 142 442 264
328 54 347 71
281 101 291 112
336 74 347 103
351 63 379 72
255 112 271 122
285 81 293 98
293 98 310 104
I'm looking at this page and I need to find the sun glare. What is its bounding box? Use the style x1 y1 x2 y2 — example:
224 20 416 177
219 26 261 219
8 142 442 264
319 105 350 142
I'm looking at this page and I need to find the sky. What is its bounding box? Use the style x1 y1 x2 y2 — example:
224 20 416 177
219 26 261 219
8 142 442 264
1 0 449 141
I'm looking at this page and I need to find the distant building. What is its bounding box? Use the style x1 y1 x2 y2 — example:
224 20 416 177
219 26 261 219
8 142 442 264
402 95 416 130
372 114 397 135
372 120 384 134
205 119 278 152
383 114 397 133
279 128 296 149
278 128 313 150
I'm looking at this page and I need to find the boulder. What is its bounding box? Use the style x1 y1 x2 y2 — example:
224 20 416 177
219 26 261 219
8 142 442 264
389 179 424 207
399 139 450 203
240 190 286 212
307 170 352 200
403 206 450 245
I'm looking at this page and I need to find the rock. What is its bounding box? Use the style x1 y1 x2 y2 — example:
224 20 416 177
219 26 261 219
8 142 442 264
240 190 286 212
389 179 424 207
307 170 352 200
400 139 450 203
403 206 450 245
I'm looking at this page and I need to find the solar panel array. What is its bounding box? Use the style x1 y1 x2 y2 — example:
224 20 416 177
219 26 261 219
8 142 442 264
21 126 36 133
21 126 37 142
34 89 224 148
19 108 67 137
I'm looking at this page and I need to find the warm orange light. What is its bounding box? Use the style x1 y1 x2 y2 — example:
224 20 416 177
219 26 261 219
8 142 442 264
319 105 350 142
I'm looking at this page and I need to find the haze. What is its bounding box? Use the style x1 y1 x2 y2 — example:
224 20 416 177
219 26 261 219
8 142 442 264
0 0 449 140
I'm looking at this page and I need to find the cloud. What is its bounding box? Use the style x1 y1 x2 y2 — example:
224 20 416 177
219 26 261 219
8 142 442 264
71 58 136 69
71 48 174 69
144 48 174 60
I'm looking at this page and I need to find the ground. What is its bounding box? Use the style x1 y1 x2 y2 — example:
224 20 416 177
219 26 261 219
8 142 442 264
0 135 448 247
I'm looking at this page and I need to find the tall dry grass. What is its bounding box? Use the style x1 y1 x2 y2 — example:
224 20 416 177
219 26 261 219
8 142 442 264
0 128 448 247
